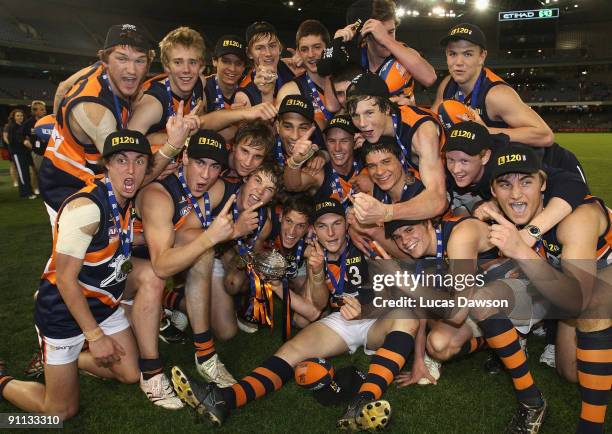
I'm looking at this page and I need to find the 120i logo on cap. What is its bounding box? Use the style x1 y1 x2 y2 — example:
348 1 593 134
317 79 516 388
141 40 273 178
450 27 472 36
285 98 307 108
450 130 475 140
111 136 138 146
223 40 242 49
198 137 222 149
497 154 527 165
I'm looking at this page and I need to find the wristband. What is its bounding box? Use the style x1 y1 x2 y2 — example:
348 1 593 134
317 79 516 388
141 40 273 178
287 157 304 169
383 204 394 222
84 326 104 342
312 269 325 283
158 148 173 160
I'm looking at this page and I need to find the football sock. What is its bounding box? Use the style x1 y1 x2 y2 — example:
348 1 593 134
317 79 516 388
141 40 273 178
194 330 216 364
139 357 163 381
545 319 557 346
222 355 293 410
453 336 487 359
478 314 542 405
358 331 413 401
162 286 185 310
576 327 611 434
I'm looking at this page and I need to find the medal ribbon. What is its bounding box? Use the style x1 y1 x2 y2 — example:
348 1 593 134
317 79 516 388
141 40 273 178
305 74 333 121
178 166 211 228
164 78 198 117
391 112 411 172
455 70 483 110
101 73 129 128
213 76 225 110
275 136 285 167
104 175 133 262
324 243 349 296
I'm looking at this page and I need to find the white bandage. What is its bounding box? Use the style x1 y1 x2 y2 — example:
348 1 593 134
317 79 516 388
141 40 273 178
72 103 117 151
56 202 101 259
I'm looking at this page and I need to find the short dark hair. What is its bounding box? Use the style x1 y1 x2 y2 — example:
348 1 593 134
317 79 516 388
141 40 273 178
372 0 398 24
331 63 363 85
249 160 284 194
346 94 392 118
362 139 402 164
233 120 275 155
282 193 315 224
295 19 331 48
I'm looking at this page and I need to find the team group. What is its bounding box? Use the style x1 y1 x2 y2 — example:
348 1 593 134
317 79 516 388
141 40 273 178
0 0 610 432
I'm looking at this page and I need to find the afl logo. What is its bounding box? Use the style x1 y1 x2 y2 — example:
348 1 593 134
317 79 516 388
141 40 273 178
108 225 119 239
180 204 193 217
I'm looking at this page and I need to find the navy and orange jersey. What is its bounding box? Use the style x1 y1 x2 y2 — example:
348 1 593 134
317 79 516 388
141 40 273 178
210 178 240 217
204 74 235 112
325 241 371 306
155 174 194 231
372 176 425 205
442 67 511 129
40 62 130 212
314 162 362 205
392 104 442 172
538 196 612 270
361 46 414 98
141 73 204 135
35 178 132 339
293 74 332 124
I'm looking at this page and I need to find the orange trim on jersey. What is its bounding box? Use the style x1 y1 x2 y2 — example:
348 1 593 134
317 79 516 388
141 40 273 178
81 286 121 308
483 67 507 85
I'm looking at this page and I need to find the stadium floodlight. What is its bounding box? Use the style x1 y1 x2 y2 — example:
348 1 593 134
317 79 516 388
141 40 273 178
475 0 489 11
433 6 445 16
397 6 406 17
288 0 293 5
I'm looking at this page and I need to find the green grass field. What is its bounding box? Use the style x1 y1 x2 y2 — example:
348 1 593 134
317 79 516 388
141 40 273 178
1 133 610 433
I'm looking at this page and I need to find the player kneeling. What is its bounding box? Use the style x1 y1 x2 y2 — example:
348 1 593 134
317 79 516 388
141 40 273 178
0 131 152 420
170 198 419 431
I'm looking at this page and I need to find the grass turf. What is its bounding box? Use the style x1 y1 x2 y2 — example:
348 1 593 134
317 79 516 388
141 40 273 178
1 133 611 433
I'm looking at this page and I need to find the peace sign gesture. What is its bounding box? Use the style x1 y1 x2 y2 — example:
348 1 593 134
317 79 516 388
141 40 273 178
232 200 264 239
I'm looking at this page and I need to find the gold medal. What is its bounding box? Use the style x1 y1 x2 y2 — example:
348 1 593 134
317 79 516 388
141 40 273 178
121 259 133 274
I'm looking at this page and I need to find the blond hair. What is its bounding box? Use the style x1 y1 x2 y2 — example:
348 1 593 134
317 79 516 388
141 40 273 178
159 27 206 67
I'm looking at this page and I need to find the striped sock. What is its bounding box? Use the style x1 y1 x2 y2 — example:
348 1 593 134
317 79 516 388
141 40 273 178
359 331 414 401
194 330 216 364
478 314 542 404
139 357 163 381
162 286 185 310
576 327 612 434
221 355 293 409
453 336 487 359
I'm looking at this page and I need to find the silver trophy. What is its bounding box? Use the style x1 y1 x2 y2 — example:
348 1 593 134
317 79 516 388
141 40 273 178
250 249 289 280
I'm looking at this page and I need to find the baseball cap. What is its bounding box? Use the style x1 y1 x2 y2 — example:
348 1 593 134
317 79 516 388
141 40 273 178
444 121 492 156
278 95 315 122
312 366 366 406
324 114 357 135
346 72 390 99
214 35 247 61
187 130 229 167
102 130 152 158
489 143 541 181
314 198 345 221
104 24 151 50
245 21 278 45
384 219 424 239
440 23 487 50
